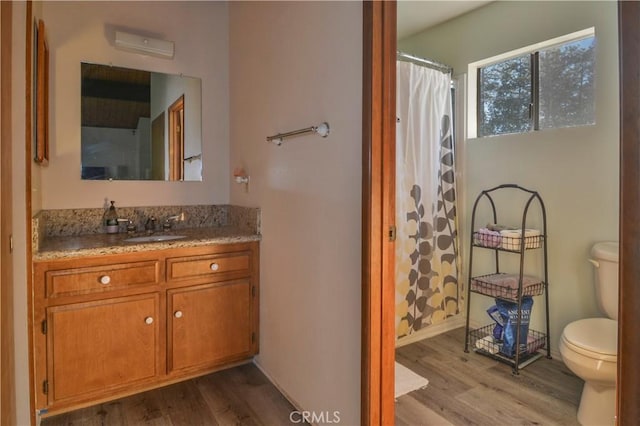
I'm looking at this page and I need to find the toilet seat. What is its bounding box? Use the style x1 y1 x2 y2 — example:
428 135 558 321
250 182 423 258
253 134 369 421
562 318 617 362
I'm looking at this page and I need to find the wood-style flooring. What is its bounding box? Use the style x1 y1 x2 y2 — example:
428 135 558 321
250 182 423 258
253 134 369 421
41 363 300 426
395 327 584 426
41 328 583 426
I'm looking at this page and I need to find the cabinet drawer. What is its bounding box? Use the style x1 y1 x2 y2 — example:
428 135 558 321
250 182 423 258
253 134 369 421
167 252 251 281
45 261 160 298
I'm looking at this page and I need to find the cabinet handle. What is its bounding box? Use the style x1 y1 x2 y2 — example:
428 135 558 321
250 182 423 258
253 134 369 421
174 310 183 318
144 316 154 325
99 275 111 285
209 263 220 271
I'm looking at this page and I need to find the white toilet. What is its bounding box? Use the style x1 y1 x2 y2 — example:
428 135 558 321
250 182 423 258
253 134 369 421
559 242 618 426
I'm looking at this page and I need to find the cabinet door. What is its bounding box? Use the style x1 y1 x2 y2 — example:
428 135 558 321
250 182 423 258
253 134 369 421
46 294 159 404
168 280 253 373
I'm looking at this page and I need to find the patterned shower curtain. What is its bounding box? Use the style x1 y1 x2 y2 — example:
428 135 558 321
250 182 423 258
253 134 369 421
395 60 460 339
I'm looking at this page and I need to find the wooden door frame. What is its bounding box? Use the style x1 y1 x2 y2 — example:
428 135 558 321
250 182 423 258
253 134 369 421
361 2 396 425
362 0 640 424
1 2 17 425
168 95 184 181
617 2 640 422
25 2 37 424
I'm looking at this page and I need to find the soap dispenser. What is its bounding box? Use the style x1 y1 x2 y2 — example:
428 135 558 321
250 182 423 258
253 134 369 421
103 201 119 234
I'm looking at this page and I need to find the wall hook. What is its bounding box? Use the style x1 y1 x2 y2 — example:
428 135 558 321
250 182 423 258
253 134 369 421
233 168 250 193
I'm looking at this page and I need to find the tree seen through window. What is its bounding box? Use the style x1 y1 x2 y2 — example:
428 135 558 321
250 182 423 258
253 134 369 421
478 35 595 137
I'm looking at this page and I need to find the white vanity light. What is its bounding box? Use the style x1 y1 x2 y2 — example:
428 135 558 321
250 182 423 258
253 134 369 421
115 31 174 59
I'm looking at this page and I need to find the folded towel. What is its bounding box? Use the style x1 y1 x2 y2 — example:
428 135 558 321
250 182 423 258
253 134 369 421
470 273 543 298
499 229 541 250
478 273 540 289
475 228 502 248
487 223 513 232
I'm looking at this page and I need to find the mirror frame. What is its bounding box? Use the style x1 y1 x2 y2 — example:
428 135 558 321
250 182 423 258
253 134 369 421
34 18 49 165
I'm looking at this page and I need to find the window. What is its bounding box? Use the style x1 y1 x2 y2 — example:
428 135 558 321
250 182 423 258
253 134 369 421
478 55 532 136
469 28 595 138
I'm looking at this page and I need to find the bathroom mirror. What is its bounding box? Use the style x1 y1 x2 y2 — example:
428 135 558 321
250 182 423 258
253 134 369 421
81 62 202 181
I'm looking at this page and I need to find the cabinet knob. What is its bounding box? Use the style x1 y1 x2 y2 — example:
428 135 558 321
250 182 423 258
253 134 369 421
210 263 220 271
144 316 154 325
99 275 111 285
174 310 183 318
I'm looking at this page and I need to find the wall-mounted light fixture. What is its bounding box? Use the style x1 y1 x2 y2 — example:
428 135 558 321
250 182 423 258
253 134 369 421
114 31 174 59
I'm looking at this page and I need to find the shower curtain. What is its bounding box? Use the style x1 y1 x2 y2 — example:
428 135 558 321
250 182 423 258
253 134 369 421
395 60 460 339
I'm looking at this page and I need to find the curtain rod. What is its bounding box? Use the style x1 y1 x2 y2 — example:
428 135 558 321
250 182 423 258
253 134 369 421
397 51 453 75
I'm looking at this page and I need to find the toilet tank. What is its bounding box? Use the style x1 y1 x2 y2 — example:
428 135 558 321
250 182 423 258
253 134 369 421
590 242 619 320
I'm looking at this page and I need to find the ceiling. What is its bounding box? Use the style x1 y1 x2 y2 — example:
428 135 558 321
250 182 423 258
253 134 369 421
397 1 493 40
81 63 151 129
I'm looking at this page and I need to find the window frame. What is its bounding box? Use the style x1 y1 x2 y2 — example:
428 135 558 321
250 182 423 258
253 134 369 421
468 27 595 139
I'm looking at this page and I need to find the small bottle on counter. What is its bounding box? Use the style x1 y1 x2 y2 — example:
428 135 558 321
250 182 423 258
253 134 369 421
103 201 119 234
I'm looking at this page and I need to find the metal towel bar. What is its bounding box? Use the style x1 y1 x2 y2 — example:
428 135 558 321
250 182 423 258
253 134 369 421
266 122 330 146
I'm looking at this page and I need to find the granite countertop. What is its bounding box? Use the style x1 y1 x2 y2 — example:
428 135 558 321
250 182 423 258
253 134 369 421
35 226 261 261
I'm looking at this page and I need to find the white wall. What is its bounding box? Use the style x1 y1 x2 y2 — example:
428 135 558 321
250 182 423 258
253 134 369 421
399 1 619 353
229 2 362 424
41 1 228 209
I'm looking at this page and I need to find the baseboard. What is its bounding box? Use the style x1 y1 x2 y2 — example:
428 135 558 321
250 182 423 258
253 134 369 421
395 315 466 348
252 358 304 413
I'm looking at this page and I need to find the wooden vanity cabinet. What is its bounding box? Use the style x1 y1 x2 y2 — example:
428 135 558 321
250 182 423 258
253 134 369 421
166 247 258 375
32 241 259 416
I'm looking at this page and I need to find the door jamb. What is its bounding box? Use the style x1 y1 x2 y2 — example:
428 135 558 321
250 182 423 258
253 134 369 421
362 1 640 424
361 2 396 425
617 2 640 422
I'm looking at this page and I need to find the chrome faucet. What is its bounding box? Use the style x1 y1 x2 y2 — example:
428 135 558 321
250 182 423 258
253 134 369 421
163 212 185 230
117 218 136 234
145 216 157 233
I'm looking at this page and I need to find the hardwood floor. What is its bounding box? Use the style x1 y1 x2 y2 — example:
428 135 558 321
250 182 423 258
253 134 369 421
395 327 583 426
41 363 300 426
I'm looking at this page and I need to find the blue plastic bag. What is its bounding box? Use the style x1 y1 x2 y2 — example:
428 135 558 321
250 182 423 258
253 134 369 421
495 297 534 357
486 305 504 341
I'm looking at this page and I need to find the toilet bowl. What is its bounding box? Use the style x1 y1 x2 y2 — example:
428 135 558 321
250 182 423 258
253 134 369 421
559 318 617 426
560 242 618 426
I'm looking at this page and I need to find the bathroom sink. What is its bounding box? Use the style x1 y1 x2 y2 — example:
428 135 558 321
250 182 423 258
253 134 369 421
124 234 187 243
